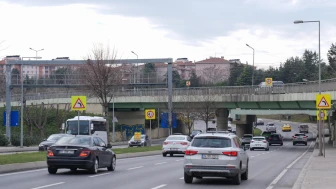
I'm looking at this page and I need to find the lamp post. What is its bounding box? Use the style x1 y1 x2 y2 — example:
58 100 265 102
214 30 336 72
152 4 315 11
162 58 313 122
294 20 322 156
131 51 138 85
246 44 255 88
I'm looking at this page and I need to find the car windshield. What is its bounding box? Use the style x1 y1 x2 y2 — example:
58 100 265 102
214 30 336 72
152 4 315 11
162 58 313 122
47 135 63 141
167 136 186 141
191 137 231 148
268 123 274 126
295 134 305 136
271 135 280 139
55 136 91 145
243 135 253 138
300 125 308 128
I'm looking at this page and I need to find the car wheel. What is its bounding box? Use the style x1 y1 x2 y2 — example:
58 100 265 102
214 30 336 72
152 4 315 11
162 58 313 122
70 168 77 171
170 153 173 157
250 148 254 151
280 143 283 146
89 158 99 174
184 172 193 184
293 142 296 146
195 176 203 179
305 143 307 146
241 162 248 180
107 156 116 171
162 153 167 157
144 142 147 146
48 167 57 174
232 168 241 185
265 148 269 151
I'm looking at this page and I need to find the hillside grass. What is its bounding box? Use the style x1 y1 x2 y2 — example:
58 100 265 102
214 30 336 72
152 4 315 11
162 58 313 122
258 114 316 123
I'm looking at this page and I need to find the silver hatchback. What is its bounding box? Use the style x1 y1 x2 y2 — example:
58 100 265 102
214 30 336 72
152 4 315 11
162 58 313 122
183 132 249 185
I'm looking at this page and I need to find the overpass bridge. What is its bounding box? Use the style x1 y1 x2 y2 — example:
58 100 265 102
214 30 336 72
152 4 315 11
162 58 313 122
2 78 336 137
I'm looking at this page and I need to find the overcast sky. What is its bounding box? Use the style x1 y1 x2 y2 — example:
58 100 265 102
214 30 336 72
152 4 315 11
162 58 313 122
0 0 335 69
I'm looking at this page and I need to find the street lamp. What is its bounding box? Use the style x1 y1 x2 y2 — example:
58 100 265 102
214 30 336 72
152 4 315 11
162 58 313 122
131 51 139 86
29 48 44 92
246 44 255 88
294 20 322 155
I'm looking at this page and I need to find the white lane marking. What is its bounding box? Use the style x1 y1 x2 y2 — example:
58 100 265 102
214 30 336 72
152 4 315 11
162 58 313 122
155 162 167 165
127 166 144 170
175 159 184 162
118 155 161 161
0 168 45 177
151 184 167 189
30 182 64 189
266 141 313 189
250 156 254 158
179 177 184 179
88 173 110 178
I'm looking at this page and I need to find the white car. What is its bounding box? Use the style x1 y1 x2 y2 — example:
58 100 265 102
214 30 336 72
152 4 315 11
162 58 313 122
162 135 191 157
250 136 269 151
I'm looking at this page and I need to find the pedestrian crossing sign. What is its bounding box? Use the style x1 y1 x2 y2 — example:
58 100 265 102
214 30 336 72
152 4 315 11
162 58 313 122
71 96 87 111
316 94 331 109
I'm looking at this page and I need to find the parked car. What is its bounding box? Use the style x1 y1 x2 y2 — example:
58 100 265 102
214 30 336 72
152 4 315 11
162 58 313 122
268 133 283 146
162 135 191 157
128 134 149 147
190 130 202 139
266 122 277 132
282 124 291 132
38 134 70 151
299 124 309 133
47 135 115 174
256 119 264 125
293 133 308 145
183 132 249 185
250 136 269 151
241 134 253 146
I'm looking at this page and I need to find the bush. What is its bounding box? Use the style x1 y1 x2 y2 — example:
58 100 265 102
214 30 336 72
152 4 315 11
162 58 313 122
10 134 42 147
0 134 10 146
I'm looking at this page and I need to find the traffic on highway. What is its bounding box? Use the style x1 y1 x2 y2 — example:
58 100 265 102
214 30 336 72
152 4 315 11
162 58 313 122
0 119 316 189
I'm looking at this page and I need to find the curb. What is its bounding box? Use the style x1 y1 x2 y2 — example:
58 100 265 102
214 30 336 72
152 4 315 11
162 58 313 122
0 150 162 174
292 139 318 189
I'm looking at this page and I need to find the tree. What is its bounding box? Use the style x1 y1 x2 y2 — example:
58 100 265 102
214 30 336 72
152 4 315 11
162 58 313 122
163 70 183 87
142 63 157 83
178 94 196 135
228 63 244 86
80 44 123 143
0 73 5 99
327 43 336 78
236 65 253 86
195 92 216 131
189 71 201 87
24 103 54 138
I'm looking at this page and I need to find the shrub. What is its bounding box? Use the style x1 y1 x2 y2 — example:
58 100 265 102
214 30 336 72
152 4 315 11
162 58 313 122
0 134 10 146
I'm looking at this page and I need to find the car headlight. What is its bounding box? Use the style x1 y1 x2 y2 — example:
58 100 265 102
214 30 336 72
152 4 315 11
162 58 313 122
39 144 44 147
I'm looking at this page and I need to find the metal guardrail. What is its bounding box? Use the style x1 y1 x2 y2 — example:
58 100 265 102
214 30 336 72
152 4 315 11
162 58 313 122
3 78 336 103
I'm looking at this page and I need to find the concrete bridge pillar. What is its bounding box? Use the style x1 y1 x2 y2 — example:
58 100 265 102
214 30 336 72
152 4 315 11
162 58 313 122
235 115 256 138
216 108 229 131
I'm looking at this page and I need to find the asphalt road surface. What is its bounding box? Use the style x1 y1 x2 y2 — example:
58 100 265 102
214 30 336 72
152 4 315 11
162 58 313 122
0 119 316 189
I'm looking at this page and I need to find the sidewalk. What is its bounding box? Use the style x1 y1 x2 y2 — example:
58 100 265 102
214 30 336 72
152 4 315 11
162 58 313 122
0 138 166 153
293 138 336 189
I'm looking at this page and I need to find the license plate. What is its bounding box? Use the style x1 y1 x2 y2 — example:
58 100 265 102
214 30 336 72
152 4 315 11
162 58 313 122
202 154 219 159
170 148 178 151
256 144 261 146
59 150 74 154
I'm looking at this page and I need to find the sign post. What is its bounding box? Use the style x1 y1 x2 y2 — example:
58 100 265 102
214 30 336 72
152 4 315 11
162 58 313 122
316 94 331 157
145 109 156 146
71 96 87 135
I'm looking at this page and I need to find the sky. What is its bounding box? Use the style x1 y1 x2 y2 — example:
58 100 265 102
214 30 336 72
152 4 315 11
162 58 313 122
0 0 335 69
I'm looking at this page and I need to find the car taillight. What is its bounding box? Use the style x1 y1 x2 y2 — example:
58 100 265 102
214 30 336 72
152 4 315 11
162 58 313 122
47 150 54 157
293 136 296 138
263 140 267 143
303 136 307 138
180 142 188 145
79 150 91 157
222 151 238 157
269 137 272 140
185 150 198 155
163 142 169 145
250 140 254 143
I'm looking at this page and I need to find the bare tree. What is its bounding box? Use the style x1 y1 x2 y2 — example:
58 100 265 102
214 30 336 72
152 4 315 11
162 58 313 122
0 73 5 100
24 102 54 138
177 92 198 135
80 44 123 143
195 91 217 131
201 65 228 85
55 103 71 132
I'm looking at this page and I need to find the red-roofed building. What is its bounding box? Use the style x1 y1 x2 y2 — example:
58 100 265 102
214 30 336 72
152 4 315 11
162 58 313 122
195 56 231 84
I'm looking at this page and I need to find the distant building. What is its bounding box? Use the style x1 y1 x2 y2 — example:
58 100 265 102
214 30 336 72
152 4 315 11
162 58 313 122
195 56 231 84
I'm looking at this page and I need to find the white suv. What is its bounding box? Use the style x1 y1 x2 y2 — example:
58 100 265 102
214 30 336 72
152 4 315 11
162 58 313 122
183 132 249 185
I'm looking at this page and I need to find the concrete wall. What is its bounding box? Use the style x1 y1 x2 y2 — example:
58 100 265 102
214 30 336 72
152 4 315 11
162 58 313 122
113 110 145 126
110 127 169 142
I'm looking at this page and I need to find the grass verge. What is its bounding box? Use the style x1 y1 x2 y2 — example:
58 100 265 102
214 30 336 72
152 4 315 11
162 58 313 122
0 145 162 165
258 114 315 123
253 127 262 136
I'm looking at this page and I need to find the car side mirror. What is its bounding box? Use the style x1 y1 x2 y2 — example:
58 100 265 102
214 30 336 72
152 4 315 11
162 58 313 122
107 144 112 148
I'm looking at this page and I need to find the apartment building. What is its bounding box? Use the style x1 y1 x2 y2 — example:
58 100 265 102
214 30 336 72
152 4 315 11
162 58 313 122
195 56 232 84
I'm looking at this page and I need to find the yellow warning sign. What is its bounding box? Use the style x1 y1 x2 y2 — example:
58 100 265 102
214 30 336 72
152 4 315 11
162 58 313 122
145 109 156 120
265 78 273 87
316 110 327 120
71 96 87 111
316 94 331 109
134 132 142 141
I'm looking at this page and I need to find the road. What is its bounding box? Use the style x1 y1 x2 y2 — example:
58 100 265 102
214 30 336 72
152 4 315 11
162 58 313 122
0 119 316 189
